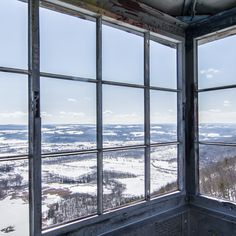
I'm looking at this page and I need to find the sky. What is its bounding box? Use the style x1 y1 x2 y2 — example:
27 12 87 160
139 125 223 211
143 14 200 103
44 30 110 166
0 0 235 125
198 35 236 123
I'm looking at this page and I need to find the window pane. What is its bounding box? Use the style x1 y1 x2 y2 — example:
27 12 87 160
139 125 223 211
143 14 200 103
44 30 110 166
40 8 96 78
103 85 144 147
42 154 97 228
103 149 144 211
0 160 29 235
150 41 177 89
198 35 236 89
0 0 27 69
199 144 236 202
151 145 178 197
41 78 96 153
199 89 236 142
150 91 177 143
102 25 144 84
0 73 28 157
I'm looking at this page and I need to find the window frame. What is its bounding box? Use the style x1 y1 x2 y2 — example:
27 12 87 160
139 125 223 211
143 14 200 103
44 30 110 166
196 28 236 204
0 0 185 235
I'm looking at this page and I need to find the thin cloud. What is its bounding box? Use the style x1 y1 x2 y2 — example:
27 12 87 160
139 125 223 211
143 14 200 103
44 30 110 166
200 111 236 123
0 111 27 118
223 100 231 107
103 110 113 115
67 98 77 102
41 111 53 118
200 68 219 79
209 109 221 113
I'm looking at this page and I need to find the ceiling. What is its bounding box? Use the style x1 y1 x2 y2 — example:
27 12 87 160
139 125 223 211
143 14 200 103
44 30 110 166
137 0 236 22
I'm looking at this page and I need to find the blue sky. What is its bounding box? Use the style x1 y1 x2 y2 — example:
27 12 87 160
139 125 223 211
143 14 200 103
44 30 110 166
198 35 236 123
1 0 235 125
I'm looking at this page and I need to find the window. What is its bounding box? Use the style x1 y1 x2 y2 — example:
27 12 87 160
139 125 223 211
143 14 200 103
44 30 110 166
0 1 29 235
198 34 236 202
0 1 183 235
150 40 179 196
40 7 97 228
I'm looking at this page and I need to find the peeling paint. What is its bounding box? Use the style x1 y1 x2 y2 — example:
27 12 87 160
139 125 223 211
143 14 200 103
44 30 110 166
117 0 144 12
46 0 186 37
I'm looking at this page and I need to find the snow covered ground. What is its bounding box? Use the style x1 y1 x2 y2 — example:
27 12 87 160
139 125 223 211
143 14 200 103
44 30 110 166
0 197 29 236
0 124 178 230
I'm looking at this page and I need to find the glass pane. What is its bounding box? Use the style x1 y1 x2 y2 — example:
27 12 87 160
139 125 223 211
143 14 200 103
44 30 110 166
42 154 97 228
151 145 178 197
103 149 144 211
103 85 144 147
150 40 177 89
102 25 144 84
198 35 236 89
41 78 96 153
0 73 28 157
150 91 177 143
40 8 96 78
199 144 236 202
0 0 27 69
199 89 236 142
0 160 29 235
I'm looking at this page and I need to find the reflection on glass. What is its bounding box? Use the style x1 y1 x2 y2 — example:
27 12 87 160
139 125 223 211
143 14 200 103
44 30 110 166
42 154 97 228
199 89 236 142
150 40 177 89
103 149 144 211
0 160 29 235
0 0 27 69
198 35 236 89
103 85 144 147
40 7 96 78
102 25 144 84
41 78 96 153
199 144 236 202
0 73 28 157
150 145 178 197
150 91 177 143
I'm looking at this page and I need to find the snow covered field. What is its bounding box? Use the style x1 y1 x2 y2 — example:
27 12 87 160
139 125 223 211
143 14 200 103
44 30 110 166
0 197 29 236
0 124 178 232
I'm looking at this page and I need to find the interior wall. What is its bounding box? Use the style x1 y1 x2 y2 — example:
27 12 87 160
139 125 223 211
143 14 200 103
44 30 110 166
189 207 236 236
61 207 188 236
60 205 236 236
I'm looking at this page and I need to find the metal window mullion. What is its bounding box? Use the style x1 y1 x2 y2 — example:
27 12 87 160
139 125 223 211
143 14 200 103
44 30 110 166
0 66 29 75
185 34 198 196
40 71 97 84
28 1 41 236
194 38 200 195
144 32 151 200
177 41 185 193
199 141 236 147
96 16 103 215
197 84 236 92
149 85 180 92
